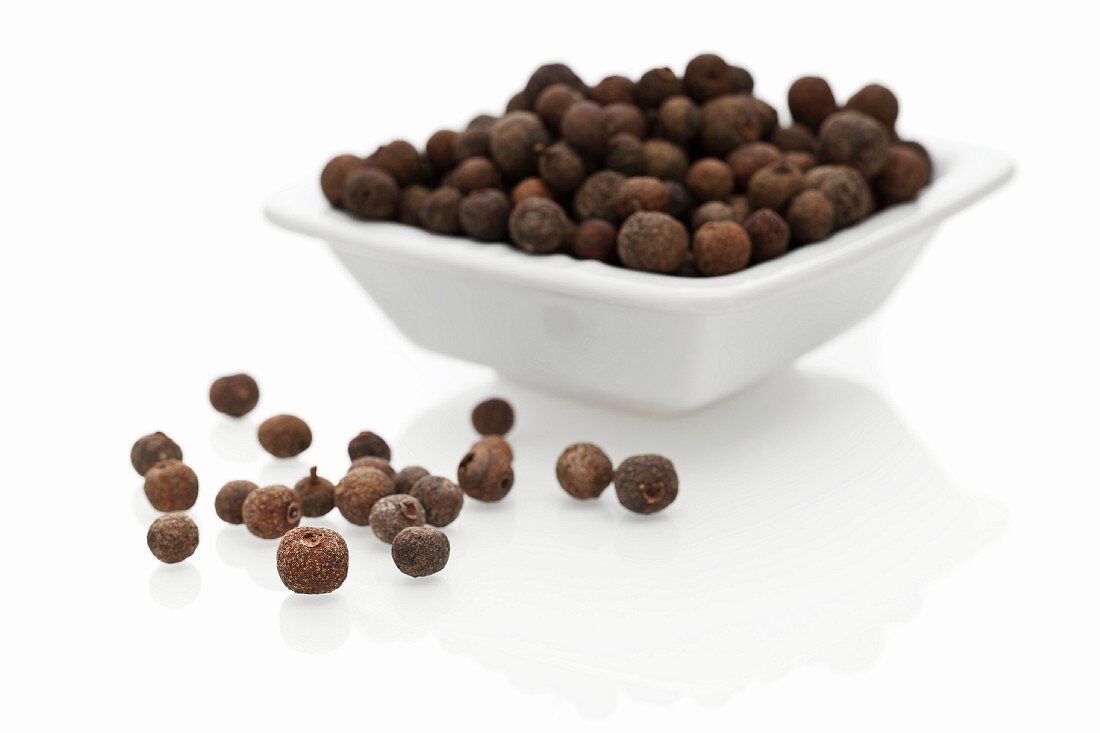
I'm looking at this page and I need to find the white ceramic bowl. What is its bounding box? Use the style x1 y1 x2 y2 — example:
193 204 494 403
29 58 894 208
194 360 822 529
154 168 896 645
265 141 1013 413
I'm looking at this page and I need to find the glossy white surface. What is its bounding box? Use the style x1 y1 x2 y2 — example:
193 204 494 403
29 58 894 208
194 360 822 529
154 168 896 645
3 2 1098 731
265 144 1012 411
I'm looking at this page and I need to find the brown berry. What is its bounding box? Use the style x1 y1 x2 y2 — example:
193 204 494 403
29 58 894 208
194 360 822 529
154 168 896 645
770 123 817 152
818 111 891 178
293 467 335 518
457 442 514 502
321 154 365 206
144 459 199 512
571 219 618 262
258 415 312 458
655 95 700 145
209 373 259 418
392 526 450 577
215 479 258 524
473 434 514 462
617 211 689 274
753 97 779 138
683 53 739 102
347 430 391 461
636 67 682 108
664 180 695 220
641 139 689 181
131 432 182 477
614 454 678 514
788 76 837 131
506 90 532 112
604 103 648 138
729 195 753 224
472 397 515 435
399 184 431 225
419 186 463 234
343 168 399 220
511 177 552 205
366 140 421 186
785 189 835 243
556 443 614 500
604 132 645 175
335 467 395 525
726 142 782 193
395 466 431 494
573 170 625 221
699 95 762 156
509 197 571 254
452 124 491 162
409 475 465 527
277 527 348 594
747 161 804 211
846 83 899 130
459 189 511 242
349 456 396 478
489 112 551 179
242 485 302 539
425 130 458 174
692 221 752 276
614 176 669 219
449 156 501 193
782 150 818 172
560 101 608 155
875 144 931 205
691 201 736 230
592 75 635 105
804 165 875 227
369 494 426 543
524 63 587 100
147 512 199 564
538 142 587 193
744 208 791 263
684 158 734 202
534 83 584 131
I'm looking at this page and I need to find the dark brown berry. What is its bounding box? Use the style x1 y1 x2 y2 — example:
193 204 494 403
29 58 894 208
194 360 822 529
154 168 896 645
691 201 736 230
729 195 753 224
395 466 431 494
846 83 899 130
366 140 421 186
343 168 399 220
215 479 257 524
144 459 199 512
473 434 514 462
642 139 690 180
571 219 618 261
614 176 669 219
409 475 465 527
692 221 752 276
726 142 782 193
242 485 302 539
506 90 532 112
293 467 335 518
524 63 587 100
684 158 734 202
699 95 762 156
335 467 394 525
556 443 613 499
472 397 515 435
663 181 695 220
614 454 678 514
538 142 586 193
818 111 891 178
770 123 816 152
511 177 552 205
392 526 450 577
369 494 426 543
457 442 514 502
131 432 182 477
747 161 804 211
534 83 584 131
419 186 463 234
321 154 365 206
349 456 395 478
399 184 431 225
452 125 491 163
277 527 348 594
459 189 511 242
347 431 391 461
683 53 739 102
209 373 259 418
785 189 835 243
752 97 779 138
782 150 818 172
509 197 571 254
258 415 312 458
592 75 635 105
560 101 609 155
604 103 648 139
604 132 645 175
147 512 199 564
655 95 700 145
425 130 458 174
489 112 551 179
617 211 689 274
636 67 682 109
875 144 931 205
573 170 626 221
804 165 875 227
449 156 501 193
744 208 791 263
788 76 837 131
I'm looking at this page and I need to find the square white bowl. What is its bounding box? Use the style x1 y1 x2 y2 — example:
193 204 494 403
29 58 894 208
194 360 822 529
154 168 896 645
265 141 1013 413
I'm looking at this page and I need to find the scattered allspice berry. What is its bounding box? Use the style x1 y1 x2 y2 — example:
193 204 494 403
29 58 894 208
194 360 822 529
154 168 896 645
699 95 762 156
617 211 689 274
457 441 514 502
472 397 515 436
846 82 899 130
294 467 336 518
556 443 614 500
342 168 400 220
509 197 571 254
561 101 609 155
804 165 875 227
614 454 679 514
534 82 584 131
394 465 431 494
147 512 199 564
489 112 551 179
511 177 552 205
347 430 391 461
419 186 463 234
258 415 312 458
214 479 258 524
335 467 394 525
604 132 645 175
144 459 199 512
604 102 648 138
571 219 618 262
614 176 669 219
786 189 835 243
787 76 837 131
573 170 626 222
349 456 396 479
641 139 690 181
366 140 421 186
817 110 890 178
744 208 791 264
684 158 734 202
748 161 805 211
636 67 682 109
409 475 465 527
459 189 511 242
208 373 260 418
875 144 932 205
726 142 782 192
449 156 501 193
425 130 458 174
320 154 366 207
242 485 302 539
369 494 426 544
656 96 700 145
538 142 587 193
276 527 349 595
683 53 741 102
131 432 182 477
391 526 450 578
472 434 514 461
591 74 635 105
692 221 752 276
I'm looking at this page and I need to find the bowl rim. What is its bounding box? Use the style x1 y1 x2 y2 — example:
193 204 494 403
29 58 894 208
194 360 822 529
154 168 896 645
264 140 1013 310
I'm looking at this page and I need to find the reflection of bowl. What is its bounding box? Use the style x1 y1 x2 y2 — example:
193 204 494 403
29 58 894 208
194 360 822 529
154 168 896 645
265 142 1012 413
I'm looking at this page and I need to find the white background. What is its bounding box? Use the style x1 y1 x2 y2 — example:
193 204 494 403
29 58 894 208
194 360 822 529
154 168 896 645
2 1 1098 730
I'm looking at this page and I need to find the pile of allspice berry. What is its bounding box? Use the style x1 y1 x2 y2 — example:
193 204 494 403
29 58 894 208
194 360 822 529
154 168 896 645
320 56 932 277
136 374 677 595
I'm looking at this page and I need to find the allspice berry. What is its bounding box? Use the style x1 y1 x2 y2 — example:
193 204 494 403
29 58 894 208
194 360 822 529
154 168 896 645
617 211 689 274
561 101 609 155
409 475 465 527
489 112 551 179
614 454 679 514
392 526 450 577
747 161 804 211
683 53 739 102
144 459 199 512
242 485 302 539
614 176 669 219
459 189 511 242
692 221 752 276
457 441 514 502
573 170 626 221
804 165 875 227
349 456 396 479
394 466 431 494
348 431 391 461
366 140 421 186
277 527 349 594
556 443 614 500
342 168 399 220
770 123 817 152
452 123 491 162
818 110 890 178
591 75 635 105
534 82 584 131
473 434 514 461
449 156 501 193
728 195 753 224
744 208 791 263
209 373 259 418
656 95 700 145
215 479 258 524
419 186 463 234
684 158 734 202
294 467 335 517
399 184 431 226
131 432 182 476
786 189 835 243
258 415 312 458
691 201 736 230
524 62 587 100
425 130 458 174
875 144 931 205
783 150 818 172
726 142 782 193
571 219 618 262
538 142 587 193
636 67 682 108
335 467 394 525
321 154 365 206
369 494 426 544
604 132 645 175
846 83 899 130
472 397 515 435
641 139 690 181
509 197 571 254
699 95 762 156
604 102 648 139
787 76 837 131
147 512 199 564
664 181 694 220
511 177 552 205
